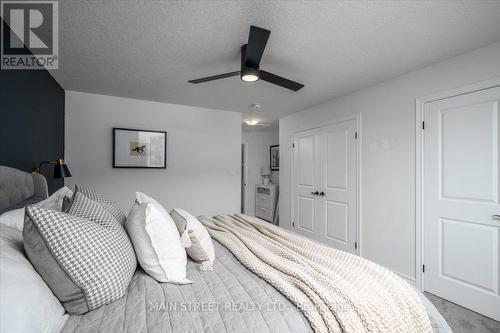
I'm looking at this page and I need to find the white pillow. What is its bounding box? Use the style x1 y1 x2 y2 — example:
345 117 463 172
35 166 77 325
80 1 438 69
0 186 73 231
170 209 215 271
0 224 68 333
0 208 25 230
126 192 192 284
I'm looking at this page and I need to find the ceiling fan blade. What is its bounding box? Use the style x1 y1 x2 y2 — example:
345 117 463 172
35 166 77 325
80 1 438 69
244 25 270 68
188 71 239 84
259 70 304 91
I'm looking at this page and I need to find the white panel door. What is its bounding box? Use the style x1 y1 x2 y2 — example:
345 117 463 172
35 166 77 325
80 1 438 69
293 120 358 252
293 128 321 240
423 86 500 321
318 120 357 253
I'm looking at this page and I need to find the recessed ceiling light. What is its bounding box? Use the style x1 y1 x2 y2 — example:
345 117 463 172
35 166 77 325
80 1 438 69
244 119 259 126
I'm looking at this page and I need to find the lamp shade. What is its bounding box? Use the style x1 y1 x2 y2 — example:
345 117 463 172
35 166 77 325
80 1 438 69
260 166 271 176
53 160 71 179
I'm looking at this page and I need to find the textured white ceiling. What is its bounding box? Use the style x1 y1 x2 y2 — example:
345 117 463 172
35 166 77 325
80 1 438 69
52 1 500 124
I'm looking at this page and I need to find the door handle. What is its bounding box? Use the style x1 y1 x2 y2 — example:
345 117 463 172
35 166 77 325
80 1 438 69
319 191 325 197
492 215 500 220
311 191 319 196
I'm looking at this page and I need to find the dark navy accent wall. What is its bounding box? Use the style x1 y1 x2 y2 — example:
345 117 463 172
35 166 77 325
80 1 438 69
0 68 65 194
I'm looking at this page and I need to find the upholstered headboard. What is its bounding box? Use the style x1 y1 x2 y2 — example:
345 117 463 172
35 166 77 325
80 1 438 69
0 165 49 211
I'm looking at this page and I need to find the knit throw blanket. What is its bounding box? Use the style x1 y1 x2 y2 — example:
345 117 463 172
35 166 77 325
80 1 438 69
199 214 432 333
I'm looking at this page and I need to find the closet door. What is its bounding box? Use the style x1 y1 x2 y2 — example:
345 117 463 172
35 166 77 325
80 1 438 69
293 128 322 240
317 120 358 253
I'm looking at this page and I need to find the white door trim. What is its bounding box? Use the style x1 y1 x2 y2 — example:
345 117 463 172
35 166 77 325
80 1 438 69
290 114 361 255
241 142 248 214
415 77 500 291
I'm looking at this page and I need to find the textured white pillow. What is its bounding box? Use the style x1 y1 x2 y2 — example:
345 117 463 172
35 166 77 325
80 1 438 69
0 224 68 333
170 209 215 271
0 186 73 231
126 192 192 284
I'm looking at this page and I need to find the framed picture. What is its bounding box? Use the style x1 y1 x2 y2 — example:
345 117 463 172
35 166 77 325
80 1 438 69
113 128 166 168
270 145 279 171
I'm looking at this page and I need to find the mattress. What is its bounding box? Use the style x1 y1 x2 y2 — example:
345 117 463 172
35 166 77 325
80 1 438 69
61 240 452 333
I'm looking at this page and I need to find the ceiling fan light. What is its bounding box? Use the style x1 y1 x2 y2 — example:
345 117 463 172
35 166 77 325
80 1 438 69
244 119 260 126
241 68 259 82
241 74 259 82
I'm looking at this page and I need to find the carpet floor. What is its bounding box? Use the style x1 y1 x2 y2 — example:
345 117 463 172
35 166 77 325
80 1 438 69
425 292 500 333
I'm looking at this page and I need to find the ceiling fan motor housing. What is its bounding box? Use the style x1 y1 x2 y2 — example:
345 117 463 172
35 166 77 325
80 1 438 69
240 44 259 82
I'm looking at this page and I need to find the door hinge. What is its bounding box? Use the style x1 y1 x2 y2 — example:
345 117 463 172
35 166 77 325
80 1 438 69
292 143 295 148
422 264 425 273
354 242 358 250
354 132 358 139
422 121 425 130
292 221 295 227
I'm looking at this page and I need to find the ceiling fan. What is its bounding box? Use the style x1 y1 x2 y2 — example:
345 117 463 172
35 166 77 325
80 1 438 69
188 25 304 92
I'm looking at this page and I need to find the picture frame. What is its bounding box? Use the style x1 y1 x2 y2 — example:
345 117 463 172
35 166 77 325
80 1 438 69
270 145 279 171
113 128 167 169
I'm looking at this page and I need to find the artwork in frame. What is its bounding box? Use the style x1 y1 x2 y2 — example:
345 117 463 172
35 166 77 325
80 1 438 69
270 145 279 171
113 128 166 168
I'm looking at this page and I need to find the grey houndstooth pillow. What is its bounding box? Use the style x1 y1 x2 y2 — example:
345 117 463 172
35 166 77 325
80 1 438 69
23 195 137 314
74 184 127 224
68 192 120 228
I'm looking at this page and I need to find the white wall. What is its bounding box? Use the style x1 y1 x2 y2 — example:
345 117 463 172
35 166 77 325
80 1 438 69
65 91 241 216
280 42 500 282
242 129 279 216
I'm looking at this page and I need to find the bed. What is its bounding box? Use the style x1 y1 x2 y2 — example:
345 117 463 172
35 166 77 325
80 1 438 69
0 166 452 332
